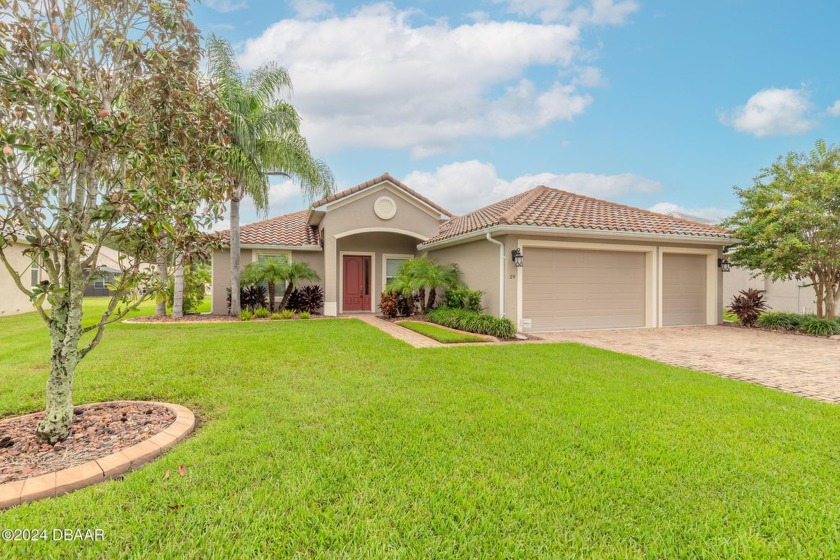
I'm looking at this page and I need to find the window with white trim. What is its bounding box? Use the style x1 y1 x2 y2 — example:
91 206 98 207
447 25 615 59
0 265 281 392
30 260 40 288
94 277 105 289
385 257 409 288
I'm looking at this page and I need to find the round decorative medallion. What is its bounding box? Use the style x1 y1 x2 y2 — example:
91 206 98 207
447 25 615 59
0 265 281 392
374 196 397 220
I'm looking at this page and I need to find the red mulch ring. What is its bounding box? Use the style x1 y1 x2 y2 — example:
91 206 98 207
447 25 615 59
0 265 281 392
0 402 176 485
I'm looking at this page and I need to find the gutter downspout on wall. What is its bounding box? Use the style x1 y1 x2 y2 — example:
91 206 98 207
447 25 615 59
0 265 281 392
485 233 505 317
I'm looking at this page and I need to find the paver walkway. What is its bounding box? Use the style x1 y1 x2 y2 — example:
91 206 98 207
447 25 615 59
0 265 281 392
348 314 444 348
539 326 840 404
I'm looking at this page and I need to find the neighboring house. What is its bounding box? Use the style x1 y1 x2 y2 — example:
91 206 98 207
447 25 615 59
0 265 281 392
723 268 816 314
0 241 143 316
83 245 125 297
0 240 44 316
212 173 732 332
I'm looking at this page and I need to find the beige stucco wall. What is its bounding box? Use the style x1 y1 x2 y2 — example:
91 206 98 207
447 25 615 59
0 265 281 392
0 242 39 316
210 248 326 314
426 238 504 316
723 267 816 314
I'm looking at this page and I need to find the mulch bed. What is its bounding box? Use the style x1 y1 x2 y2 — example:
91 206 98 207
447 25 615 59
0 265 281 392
128 313 329 323
0 402 176 485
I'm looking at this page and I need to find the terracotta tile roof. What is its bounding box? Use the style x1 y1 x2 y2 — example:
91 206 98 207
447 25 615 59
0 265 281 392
217 210 320 247
311 173 455 218
422 186 731 245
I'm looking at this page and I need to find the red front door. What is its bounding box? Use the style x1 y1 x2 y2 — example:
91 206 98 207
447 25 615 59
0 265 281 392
342 255 371 312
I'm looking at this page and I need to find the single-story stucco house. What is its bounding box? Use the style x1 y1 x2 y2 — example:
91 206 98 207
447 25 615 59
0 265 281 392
0 240 44 316
212 173 732 332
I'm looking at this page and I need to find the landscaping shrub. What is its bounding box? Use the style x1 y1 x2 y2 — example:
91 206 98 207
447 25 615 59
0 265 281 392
253 308 270 319
227 284 267 312
800 316 840 336
280 309 295 319
379 291 416 318
727 288 768 327
239 310 253 321
443 286 483 313
286 285 324 314
427 307 516 339
299 311 311 319
166 263 210 313
756 312 804 331
270 313 282 320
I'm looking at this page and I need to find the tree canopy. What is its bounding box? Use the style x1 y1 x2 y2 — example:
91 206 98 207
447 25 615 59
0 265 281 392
722 139 840 318
0 0 230 442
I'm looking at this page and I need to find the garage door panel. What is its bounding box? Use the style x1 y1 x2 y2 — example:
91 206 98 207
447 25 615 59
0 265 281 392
662 253 707 326
522 248 646 331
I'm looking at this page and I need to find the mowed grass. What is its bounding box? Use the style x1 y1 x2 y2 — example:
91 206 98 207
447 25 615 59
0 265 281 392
396 320 486 343
2 299 840 557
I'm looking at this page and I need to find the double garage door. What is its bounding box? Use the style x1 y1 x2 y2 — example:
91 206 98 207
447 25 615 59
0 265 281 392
521 248 707 331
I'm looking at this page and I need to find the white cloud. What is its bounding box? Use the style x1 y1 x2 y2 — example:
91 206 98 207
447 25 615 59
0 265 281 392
828 100 840 117
498 0 638 25
403 160 662 214
290 0 334 19
720 88 817 137
238 4 600 157
204 0 247 13
648 202 732 224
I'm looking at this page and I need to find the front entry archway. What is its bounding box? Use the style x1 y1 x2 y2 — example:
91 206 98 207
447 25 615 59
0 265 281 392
342 255 371 312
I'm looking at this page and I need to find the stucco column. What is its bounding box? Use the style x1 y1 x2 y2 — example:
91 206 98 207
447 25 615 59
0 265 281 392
323 234 338 316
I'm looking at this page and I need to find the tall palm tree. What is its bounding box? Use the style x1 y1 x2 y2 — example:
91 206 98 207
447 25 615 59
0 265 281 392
277 261 320 311
207 35 333 315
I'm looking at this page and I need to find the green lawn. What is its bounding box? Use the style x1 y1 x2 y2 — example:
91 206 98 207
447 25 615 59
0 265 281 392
396 320 486 343
2 299 840 557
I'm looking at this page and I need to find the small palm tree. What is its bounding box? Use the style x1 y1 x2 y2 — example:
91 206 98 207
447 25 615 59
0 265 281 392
386 257 462 313
241 257 288 312
277 261 320 311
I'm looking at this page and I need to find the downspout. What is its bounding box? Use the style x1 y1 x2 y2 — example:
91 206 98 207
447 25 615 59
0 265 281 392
485 233 505 317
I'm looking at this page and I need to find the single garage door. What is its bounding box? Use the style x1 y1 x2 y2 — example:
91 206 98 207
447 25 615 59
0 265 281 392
522 248 646 331
662 253 707 326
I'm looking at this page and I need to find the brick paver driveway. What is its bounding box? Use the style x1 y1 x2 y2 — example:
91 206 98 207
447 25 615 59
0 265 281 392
539 326 840 404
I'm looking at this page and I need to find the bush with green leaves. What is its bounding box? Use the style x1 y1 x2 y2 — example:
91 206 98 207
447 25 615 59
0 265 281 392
166 263 210 313
239 310 253 321
299 311 311 319
386 256 462 312
443 286 483 313
800 316 840 336
270 313 282 320
281 309 295 319
253 308 270 319
427 307 516 339
756 312 804 331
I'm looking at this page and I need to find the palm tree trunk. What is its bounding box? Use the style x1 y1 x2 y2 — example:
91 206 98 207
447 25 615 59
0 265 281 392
156 248 168 317
268 281 276 312
427 287 436 311
230 186 242 316
173 252 185 318
279 283 295 311
418 288 426 314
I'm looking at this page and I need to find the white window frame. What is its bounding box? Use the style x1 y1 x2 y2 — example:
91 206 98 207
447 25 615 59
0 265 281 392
382 253 413 293
30 259 40 288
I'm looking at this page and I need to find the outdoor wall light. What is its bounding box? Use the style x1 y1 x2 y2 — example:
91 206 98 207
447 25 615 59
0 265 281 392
717 257 731 272
511 249 524 268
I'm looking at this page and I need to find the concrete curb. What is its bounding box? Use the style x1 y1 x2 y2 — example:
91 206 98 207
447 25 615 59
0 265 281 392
0 401 195 510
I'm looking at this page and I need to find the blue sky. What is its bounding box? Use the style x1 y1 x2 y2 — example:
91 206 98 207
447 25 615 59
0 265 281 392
194 0 840 228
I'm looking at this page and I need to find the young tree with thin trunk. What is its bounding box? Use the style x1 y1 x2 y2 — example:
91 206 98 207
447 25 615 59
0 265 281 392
722 139 840 318
206 35 334 316
277 261 320 311
0 0 230 443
